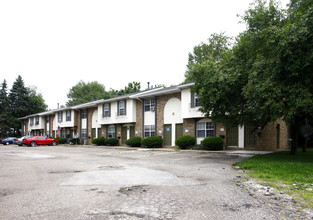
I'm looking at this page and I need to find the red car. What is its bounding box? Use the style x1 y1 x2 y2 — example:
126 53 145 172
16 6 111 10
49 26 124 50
23 136 58 147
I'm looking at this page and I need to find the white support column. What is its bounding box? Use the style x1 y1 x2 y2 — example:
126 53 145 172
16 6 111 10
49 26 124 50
238 125 245 148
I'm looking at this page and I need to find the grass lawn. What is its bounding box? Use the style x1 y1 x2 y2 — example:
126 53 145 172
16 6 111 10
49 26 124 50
234 148 313 209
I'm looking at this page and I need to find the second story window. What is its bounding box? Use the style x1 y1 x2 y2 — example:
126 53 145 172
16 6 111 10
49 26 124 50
191 92 200 108
103 103 110 117
82 109 87 119
58 112 63 122
35 116 39 125
46 116 50 124
30 118 34 126
194 93 200 107
144 98 155 111
118 101 126 116
66 110 71 121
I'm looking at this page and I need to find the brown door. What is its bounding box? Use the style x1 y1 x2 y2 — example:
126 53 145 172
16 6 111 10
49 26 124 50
244 125 257 149
227 126 238 147
164 124 172 146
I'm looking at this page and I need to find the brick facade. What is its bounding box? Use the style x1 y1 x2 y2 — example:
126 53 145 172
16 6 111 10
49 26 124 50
135 100 143 137
256 120 289 151
183 118 195 136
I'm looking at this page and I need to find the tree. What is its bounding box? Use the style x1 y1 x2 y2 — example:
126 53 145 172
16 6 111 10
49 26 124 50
187 0 313 154
0 80 11 137
118 81 141 95
8 76 32 136
66 81 114 106
28 86 47 113
185 33 232 83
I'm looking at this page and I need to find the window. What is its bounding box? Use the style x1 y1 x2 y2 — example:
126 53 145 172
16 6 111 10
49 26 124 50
107 125 115 138
61 129 66 138
82 109 87 119
196 121 215 138
35 116 39 125
144 98 155 112
66 110 71 121
118 101 126 115
81 129 87 138
191 92 200 107
30 118 34 126
144 125 155 137
58 112 63 122
103 103 110 117
194 93 200 107
46 116 50 124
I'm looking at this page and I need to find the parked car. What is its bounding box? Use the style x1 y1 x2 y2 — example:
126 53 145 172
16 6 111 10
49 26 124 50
16 136 32 146
22 136 58 147
1 137 17 145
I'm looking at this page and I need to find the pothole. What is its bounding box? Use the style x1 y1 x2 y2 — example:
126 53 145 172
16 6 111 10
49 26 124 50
86 210 148 219
0 189 12 197
48 170 82 174
98 165 125 170
118 185 148 195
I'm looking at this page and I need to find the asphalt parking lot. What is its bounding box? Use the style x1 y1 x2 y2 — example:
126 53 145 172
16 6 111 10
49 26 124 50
0 145 293 219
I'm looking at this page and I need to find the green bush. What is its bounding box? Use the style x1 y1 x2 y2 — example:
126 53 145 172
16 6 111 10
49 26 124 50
175 135 196 149
69 138 80 145
105 138 119 146
56 137 66 144
142 136 163 148
91 137 106 146
201 137 224 150
125 137 142 147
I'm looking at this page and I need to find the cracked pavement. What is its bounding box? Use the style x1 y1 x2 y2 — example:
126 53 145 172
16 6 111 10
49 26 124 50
0 145 306 219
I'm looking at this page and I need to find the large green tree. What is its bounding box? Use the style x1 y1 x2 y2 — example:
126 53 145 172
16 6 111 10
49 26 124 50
66 81 114 106
0 80 11 138
8 76 33 136
187 0 313 153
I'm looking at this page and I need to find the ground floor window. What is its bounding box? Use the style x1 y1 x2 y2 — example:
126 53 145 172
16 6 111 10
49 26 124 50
81 129 87 138
196 121 215 138
144 125 155 137
61 129 66 138
107 125 115 138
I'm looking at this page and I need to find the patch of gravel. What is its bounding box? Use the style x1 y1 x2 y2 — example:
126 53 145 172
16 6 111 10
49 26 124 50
233 167 313 220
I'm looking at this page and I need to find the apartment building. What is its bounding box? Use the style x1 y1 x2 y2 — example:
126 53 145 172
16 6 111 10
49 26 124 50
20 83 289 150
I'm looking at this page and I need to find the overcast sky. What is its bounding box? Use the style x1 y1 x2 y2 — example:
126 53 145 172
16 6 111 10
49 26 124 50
0 0 290 109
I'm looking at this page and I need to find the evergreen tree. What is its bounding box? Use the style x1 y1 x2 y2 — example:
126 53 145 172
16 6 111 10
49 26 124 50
0 80 11 138
8 75 31 136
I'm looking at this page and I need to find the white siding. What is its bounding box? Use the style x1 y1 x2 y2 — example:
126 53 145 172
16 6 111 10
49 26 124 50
181 88 204 119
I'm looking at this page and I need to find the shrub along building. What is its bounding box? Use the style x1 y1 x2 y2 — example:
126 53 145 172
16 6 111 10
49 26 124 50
19 83 290 151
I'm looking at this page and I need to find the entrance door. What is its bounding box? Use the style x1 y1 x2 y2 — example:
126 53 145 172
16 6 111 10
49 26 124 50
244 125 257 148
175 124 183 141
164 124 172 146
92 128 96 139
227 126 238 147
122 126 127 144
130 126 135 138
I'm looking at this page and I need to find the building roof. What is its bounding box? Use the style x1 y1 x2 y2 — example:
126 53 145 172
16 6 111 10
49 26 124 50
19 82 195 120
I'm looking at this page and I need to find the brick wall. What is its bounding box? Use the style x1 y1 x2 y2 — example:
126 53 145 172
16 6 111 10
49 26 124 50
116 124 122 145
101 125 106 138
257 119 289 151
215 123 226 145
86 107 97 145
183 118 195 136
135 100 143 137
